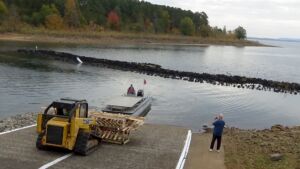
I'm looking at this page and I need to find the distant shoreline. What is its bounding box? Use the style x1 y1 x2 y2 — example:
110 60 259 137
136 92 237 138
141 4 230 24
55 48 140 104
0 32 268 47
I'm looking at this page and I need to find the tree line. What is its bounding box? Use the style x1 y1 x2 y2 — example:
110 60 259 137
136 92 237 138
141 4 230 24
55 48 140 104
0 0 246 39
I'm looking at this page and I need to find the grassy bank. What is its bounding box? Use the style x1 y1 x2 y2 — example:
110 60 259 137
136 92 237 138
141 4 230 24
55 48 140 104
0 28 265 47
224 125 300 169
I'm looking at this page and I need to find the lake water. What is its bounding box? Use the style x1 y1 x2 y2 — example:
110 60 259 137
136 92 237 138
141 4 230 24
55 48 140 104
0 39 299 130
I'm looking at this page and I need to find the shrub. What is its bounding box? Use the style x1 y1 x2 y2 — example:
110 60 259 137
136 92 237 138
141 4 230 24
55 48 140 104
45 14 64 30
180 17 195 36
234 26 247 39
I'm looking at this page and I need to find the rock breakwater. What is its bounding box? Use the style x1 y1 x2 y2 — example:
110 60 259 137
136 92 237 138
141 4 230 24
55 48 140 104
18 49 300 95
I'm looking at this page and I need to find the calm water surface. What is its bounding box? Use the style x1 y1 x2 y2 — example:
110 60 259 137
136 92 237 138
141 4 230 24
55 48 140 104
54 39 300 83
0 39 299 130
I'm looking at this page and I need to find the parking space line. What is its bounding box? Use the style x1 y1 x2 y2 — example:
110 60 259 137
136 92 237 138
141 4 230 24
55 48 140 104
0 124 36 135
38 153 73 169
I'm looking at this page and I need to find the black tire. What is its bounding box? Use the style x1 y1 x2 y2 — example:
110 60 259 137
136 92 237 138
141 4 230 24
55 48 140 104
74 131 90 156
36 132 46 150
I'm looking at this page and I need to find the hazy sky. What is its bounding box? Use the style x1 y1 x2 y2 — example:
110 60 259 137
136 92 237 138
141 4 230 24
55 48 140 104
146 0 300 38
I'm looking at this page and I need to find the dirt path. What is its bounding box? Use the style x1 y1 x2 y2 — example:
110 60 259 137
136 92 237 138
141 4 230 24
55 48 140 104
185 133 226 169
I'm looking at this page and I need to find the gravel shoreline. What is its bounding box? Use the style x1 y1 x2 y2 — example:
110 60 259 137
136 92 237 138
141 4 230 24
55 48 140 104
223 125 300 169
0 112 37 132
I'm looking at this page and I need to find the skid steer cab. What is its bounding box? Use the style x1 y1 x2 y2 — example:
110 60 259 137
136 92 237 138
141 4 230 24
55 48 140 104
36 98 101 155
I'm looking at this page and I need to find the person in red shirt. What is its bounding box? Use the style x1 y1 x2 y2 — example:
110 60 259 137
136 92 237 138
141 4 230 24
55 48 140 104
127 84 136 95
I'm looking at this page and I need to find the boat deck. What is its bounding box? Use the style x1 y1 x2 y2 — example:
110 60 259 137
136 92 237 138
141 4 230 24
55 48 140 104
0 124 188 169
105 96 143 108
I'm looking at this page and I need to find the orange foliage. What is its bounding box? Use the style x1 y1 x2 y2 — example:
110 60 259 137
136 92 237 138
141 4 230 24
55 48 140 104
45 14 64 30
107 10 120 30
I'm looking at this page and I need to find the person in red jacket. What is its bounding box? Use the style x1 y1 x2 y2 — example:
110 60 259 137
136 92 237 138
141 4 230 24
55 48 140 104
127 84 136 95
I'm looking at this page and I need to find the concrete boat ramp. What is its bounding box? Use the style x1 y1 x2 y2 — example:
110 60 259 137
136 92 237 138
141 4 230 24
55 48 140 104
0 124 189 169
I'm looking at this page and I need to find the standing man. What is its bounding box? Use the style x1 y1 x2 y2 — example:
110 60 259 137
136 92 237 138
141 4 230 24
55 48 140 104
209 113 225 152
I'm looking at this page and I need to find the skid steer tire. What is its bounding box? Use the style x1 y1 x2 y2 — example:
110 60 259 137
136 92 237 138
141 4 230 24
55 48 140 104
74 131 90 156
36 133 46 150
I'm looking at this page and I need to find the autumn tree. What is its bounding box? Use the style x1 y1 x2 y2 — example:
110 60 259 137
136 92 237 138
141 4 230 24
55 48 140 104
107 10 120 30
0 0 247 40
234 26 247 39
64 0 80 28
180 17 195 36
29 4 59 26
45 14 64 30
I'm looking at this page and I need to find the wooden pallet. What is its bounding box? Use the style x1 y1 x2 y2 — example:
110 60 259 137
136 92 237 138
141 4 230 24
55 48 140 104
89 112 145 144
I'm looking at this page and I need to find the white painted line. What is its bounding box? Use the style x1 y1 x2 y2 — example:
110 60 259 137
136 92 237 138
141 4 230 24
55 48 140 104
39 153 73 169
0 124 37 135
0 124 72 168
176 130 192 169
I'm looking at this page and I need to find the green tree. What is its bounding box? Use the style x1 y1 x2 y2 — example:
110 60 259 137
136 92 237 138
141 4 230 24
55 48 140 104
31 4 59 26
193 11 208 35
52 0 65 15
144 18 154 33
0 0 8 22
234 26 247 39
31 12 42 25
0 1 7 14
79 0 106 25
40 4 59 17
222 26 227 34
155 10 170 33
199 12 208 25
40 4 59 24
130 11 145 32
199 25 210 37
180 17 195 36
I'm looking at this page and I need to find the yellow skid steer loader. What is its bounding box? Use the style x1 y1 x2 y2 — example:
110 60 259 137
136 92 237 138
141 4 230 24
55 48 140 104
36 98 101 155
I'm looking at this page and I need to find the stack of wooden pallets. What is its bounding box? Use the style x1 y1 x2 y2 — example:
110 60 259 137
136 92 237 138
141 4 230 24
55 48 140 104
89 112 145 144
